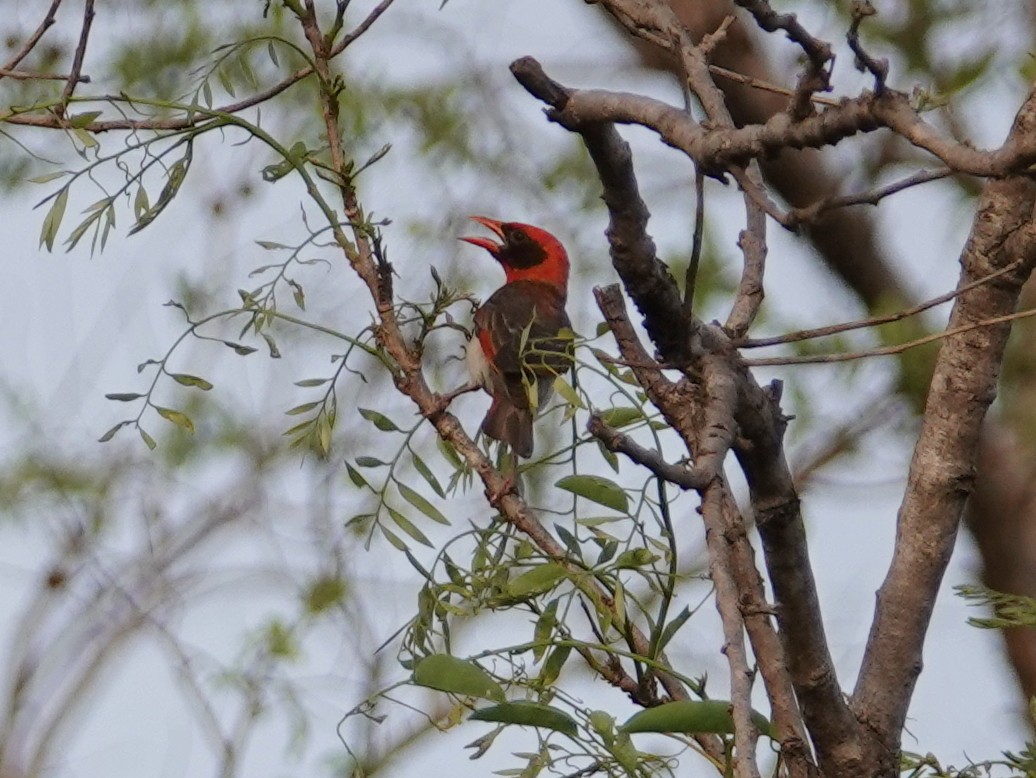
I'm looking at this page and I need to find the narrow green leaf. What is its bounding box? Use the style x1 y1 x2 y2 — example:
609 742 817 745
355 456 387 468
69 110 102 128
256 239 289 250
266 40 279 67
171 373 213 390
294 377 329 388
555 475 629 514
133 186 150 219
73 127 97 148
98 421 129 443
380 525 408 551
554 523 581 558
138 427 157 450
596 439 620 473
621 700 772 739
289 280 305 310
507 562 568 599
387 506 433 547
412 454 446 498
286 401 320 416
533 599 559 661
469 701 577 737
359 407 400 432
538 644 571 687
412 654 505 703
105 392 144 402
28 171 68 184
217 67 235 97
398 482 450 525
345 462 369 489
39 187 69 251
599 407 644 428
655 606 692 654
553 376 584 409
156 406 195 433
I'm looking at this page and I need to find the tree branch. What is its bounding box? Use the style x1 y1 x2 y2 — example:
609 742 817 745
852 87 1036 767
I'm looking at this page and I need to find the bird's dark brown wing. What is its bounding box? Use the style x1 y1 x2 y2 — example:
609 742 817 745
473 280 572 410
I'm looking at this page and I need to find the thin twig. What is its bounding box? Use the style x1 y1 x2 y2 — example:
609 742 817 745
707 64 840 108
743 304 1036 366
0 0 63 76
847 0 888 92
789 167 953 225
684 166 705 311
588 414 711 490
60 0 95 110
738 257 1025 349
0 69 89 82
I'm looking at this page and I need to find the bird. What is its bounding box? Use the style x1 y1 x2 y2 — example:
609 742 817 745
460 216 573 458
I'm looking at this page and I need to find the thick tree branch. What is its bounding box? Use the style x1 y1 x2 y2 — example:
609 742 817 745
510 57 1036 182
852 88 1036 768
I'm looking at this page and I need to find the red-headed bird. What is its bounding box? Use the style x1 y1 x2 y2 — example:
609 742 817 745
460 216 573 458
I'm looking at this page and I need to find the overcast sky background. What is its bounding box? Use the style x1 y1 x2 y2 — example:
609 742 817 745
0 1 1031 775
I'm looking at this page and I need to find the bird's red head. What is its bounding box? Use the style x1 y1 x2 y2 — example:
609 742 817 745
460 216 569 296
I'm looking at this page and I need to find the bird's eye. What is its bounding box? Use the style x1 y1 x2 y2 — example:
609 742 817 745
505 226 528 244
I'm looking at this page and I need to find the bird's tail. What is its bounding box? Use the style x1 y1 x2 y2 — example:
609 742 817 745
482 398 534 459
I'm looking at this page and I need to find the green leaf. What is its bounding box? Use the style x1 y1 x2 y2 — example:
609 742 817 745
412 654 505 702
355 456 387 468
98 421 129 443
105 392 144 402
507 562 568 599
621 700 772 739
655 606 692 654
345 462 369 488
138 427 157 450
28 171 68 184
156 406 194 433
412 454 446 498
469 701 577 737
533 599 559 661
380 525 408 551
599 407 644 428
171 373 213 390
294 377 329 388
387 506 433 548
538 644 571 687
554 523 582 559
73 127 97 148
398 482 450 525
262 333 281 358
69 110 102 128
613 548 659 570
359 407 400 432
286 401 320 416
39 187 69 251
552 376 584 409
555 475 629 514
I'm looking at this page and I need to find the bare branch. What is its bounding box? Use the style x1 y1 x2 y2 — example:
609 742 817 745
846 0 888 91
700 483 762 778
588 414 711 490
852 88 1036 761
738 256 1026 349
0 0 64 77
732 0 834 118
59 0 95 110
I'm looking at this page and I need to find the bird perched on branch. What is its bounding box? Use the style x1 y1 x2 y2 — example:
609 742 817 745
460 216 573 458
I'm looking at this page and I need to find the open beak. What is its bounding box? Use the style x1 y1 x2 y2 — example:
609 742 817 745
459 215 506 255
